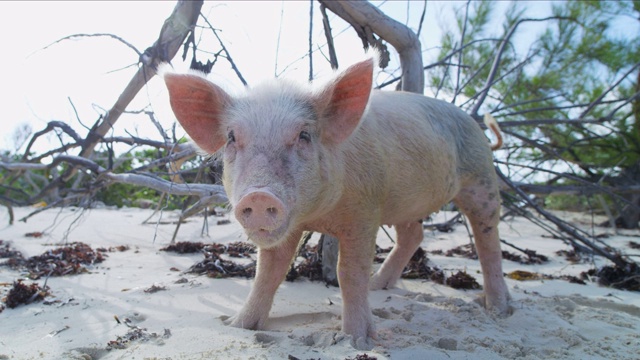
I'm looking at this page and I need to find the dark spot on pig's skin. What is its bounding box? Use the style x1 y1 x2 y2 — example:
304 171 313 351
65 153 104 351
490 209 498 219
488 192 496 200
482 226 492 234
482 202 488 209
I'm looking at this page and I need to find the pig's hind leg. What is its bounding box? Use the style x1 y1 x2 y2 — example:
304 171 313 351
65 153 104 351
370 221 423 290
226 230 302 330
453 178 510 315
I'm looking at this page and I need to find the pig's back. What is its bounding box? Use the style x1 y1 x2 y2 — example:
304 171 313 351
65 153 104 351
343 91 494 222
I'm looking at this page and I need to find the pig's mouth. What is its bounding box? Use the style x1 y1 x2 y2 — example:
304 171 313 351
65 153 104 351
244 222 291 248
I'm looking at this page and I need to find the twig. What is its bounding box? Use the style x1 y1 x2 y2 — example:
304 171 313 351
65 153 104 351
320 4 339 70
40 33 142 57
452 0 471 104
470 16 573 117
199 14 248 86
308 0 314 81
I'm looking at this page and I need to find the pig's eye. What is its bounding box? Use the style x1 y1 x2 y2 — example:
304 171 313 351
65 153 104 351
298 131 311 143
227 130 236 143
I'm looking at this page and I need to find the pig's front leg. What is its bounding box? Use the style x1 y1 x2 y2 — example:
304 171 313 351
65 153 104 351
227 230 302 330
336 225 378 350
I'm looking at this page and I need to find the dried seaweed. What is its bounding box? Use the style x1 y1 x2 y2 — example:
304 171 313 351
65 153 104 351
502 250 549 265
97 245 130 253
582 263 640 291
20 242 104 279
187 251 255 278
446 271 482 290
161 241 206 254
3 280 50 308
0 240 24 262
202 242 256 259
445 244 478 259
143 284 167 293
107 325 171 350
346 354 378 360
556 249 582 263
162 241 256 257
24 232 44 238
286 244 323 282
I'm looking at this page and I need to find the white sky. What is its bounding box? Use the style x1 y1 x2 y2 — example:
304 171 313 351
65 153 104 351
0 1 561 155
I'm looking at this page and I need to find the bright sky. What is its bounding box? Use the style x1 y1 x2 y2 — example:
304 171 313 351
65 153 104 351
0 1 558 155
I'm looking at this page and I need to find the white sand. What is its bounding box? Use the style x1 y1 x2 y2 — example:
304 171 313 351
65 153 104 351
1 206 638 359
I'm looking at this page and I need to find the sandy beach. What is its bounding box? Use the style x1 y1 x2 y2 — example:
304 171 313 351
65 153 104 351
1 206 638 359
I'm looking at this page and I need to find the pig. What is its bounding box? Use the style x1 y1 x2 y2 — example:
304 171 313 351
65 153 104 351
163 57 510 349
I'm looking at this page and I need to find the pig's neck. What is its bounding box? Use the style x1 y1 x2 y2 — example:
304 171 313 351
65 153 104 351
302 128 385 235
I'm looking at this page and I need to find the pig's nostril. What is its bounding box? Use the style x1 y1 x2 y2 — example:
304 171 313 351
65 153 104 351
266 207 277 215
242 208 253 216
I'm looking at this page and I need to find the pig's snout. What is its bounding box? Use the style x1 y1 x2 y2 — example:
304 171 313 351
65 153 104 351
235 190 288 242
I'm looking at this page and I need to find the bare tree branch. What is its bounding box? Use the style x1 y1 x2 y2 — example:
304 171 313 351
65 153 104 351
41 33 142 57
320 0 424 93
66 0 203 182
320 4 339 70
199 14 248 86
471 16 573 117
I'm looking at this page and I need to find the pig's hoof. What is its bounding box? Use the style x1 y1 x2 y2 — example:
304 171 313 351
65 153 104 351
219 315 232 325
224 314 264 330
369 274 394 290
476 293 512 317
352 336 374 351
343 319 377 350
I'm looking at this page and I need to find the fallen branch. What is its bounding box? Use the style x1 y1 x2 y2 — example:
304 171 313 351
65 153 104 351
497 167 629 268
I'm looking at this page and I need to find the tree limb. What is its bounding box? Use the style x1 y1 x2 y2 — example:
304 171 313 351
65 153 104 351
320 0 423 92
67 0 203 181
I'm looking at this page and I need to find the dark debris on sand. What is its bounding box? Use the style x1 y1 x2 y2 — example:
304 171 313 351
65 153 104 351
1 241 105 279
161 241 206 254
161 241 256 257
286 244 324 283
22 242 105 279
501 250 548 265
2 280 50 310
107 324 171 350
186 244 256 279
582 262 640 291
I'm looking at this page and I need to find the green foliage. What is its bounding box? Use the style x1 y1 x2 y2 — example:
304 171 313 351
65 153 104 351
430 0 640 174
0 151 50 205
544 194 591 212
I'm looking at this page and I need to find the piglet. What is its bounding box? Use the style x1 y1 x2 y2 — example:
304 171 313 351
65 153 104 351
163 57 510 349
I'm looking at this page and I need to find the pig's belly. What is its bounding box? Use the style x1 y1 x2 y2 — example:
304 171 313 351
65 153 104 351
380 183 459 226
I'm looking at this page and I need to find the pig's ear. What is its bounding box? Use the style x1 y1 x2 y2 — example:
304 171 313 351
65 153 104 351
164 72 231 153
316 58 373 145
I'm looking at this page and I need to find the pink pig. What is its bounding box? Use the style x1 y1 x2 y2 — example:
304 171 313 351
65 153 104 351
163 57 510 349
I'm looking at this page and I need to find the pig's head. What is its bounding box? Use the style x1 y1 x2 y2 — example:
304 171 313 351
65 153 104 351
163 59 373 248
